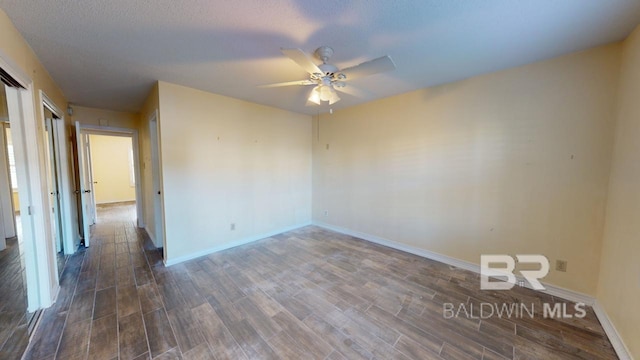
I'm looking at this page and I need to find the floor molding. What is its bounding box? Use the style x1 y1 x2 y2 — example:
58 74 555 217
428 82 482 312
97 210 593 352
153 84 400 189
592 301 634 360
96 200 136 207
312 220 632 360
313 220 592 302
163 221 312 267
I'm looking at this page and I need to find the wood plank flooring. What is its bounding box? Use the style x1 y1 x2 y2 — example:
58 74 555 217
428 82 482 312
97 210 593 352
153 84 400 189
0 237 30 359
21 204 617 359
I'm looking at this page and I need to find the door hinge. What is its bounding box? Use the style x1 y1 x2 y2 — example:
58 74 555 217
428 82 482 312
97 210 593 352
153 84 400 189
28 206 33 215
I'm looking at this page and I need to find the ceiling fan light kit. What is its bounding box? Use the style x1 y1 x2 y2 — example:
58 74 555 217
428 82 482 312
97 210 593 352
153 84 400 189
262 46 396 107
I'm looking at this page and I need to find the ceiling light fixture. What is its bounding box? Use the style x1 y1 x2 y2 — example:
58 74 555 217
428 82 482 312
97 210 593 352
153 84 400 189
308 84 340 105
308 87 321 105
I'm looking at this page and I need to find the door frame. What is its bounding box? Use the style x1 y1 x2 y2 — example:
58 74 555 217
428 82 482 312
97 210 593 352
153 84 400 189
40 91 75 256
75 125 94 246
76 123 144 229
148 110 165 255
1 51 58 309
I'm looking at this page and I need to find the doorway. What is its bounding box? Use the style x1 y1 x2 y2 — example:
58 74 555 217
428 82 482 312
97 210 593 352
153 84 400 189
0 82 33 355
42 106 67 275
74 123 143 247
89 134 137 214
0 65 58 355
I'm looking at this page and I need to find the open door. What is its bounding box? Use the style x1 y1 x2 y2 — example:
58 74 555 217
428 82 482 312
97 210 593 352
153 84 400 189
149 115 164 250
75 121 96 246
44 116 64 257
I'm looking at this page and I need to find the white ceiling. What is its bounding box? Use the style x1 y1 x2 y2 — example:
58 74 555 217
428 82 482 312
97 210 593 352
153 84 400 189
2 0 640 115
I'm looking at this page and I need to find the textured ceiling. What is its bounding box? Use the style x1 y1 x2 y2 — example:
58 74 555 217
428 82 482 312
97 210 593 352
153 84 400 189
2 0 640 115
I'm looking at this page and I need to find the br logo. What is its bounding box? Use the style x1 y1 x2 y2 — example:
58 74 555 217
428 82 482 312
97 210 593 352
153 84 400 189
480 255 549 291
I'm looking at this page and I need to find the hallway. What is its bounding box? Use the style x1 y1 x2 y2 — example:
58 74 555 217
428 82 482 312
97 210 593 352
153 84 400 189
0 237 29 359
24 203 165 359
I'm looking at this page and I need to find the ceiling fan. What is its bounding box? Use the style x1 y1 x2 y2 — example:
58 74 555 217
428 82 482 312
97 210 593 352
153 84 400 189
261 46 396 105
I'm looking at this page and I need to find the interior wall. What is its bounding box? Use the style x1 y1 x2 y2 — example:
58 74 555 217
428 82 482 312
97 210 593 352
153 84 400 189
312 44 621 296
597 24 640 359
0 86 7 119
138 83 159 245
88 134 135 204
72 105 139 128
157 81 312 263
1 7 69 305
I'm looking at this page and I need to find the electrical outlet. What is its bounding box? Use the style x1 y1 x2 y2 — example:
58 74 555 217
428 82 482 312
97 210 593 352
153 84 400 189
230 223 235 231
324 210 328 217
556 260 567 272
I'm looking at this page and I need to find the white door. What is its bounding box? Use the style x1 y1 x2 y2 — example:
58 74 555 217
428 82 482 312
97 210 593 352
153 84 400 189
75 122 95 246
149 116 164 249
44 117 64 254
83 134 97 225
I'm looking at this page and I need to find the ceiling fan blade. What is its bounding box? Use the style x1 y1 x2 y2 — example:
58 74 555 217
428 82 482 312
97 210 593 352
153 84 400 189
340 55 396 81
259 80 315 88
334 84 370 98
281 48 323 75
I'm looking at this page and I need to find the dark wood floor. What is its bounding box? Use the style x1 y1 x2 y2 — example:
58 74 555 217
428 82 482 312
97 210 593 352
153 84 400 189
0 236 30 359
20 204 617 360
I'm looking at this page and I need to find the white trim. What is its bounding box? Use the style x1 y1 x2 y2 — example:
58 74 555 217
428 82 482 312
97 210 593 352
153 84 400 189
315 221 479 271
96 199 137 205
0 49 30 88
148 110 165 251
163 222 312 267
592 301 634 360
40 91 76 258
540 281 594 306
5 82 56 309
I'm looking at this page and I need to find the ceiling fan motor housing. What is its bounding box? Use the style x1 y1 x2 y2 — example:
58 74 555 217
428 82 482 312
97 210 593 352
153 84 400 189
315 46 334 63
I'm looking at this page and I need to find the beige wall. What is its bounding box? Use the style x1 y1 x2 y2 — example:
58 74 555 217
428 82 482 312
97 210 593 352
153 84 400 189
89 134 135 204
0 10 67 121
0 85 7 119
12 190 19 210
313 44 621 295
72 105 139 128
157 81 312 263
598 25 640 359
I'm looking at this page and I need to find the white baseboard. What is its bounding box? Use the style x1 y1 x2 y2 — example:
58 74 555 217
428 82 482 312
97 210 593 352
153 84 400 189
313 220 593 303
96 200 136 205
163 222 312 267
593 301 634 360
313 220 480 272
312 220 632 359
